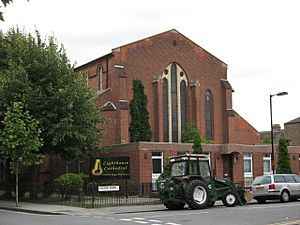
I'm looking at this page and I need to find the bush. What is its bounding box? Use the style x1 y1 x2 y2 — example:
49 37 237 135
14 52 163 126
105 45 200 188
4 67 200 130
54 173 84 198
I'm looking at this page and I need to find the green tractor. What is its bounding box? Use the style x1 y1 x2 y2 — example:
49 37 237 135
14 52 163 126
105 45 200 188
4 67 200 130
157 154 250 210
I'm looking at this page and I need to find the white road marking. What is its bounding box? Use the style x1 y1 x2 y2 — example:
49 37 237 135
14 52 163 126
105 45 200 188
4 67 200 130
134 221 149 224
120 218 133 221
148 219 163 223
166 223 181 225
134 217 146 220
91 216 103 219
146 211 208 218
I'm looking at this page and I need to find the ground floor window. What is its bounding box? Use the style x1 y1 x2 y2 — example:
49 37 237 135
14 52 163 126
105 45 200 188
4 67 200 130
244 153 253 187
263 153 271 175
152 152 163 191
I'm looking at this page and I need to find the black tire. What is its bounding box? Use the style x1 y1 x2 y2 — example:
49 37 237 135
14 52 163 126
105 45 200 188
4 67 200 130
164 202 185 210
280 190 290 202
185 180 209 209
222 191 238 207
207 200 215 207
256 199 266 204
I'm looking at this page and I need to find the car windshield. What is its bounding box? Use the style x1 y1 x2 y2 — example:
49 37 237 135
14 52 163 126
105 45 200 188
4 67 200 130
252 175 272 185
171 161 186 176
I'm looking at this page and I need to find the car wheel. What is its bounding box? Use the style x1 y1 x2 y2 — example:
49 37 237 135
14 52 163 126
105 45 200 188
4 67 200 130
185 180 209 209
222 191 237 207
280 190 290 202
257 199 266 204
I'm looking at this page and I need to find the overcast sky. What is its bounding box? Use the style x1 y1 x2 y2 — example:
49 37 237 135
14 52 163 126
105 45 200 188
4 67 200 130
1 0 299 132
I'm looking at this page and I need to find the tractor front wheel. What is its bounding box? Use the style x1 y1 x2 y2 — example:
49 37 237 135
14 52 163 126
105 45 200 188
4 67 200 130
222 191 238 207
164 202 185 210
185 180 209 209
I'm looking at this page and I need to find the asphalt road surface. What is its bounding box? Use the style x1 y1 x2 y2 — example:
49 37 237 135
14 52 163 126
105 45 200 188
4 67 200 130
1 201 300 225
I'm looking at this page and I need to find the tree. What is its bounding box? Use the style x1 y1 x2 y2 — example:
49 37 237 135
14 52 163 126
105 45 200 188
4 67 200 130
0 28 106 197
129 79 152 142
0 0 11 21
262 136 271 144
158 157 171 180
0 102 42 206
276 135 292 174
0 27 105 159
181 123 203 154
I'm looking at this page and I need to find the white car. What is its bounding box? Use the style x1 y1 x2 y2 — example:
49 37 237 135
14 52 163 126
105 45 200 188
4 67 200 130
251 174 300 203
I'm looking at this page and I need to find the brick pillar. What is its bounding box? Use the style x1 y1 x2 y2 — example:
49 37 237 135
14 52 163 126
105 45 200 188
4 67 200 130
190 80 201 129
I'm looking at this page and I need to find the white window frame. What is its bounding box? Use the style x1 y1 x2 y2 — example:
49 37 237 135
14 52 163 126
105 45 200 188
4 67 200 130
152 152 163 178
243 153 253 177
263 153 272 175
152 152 163 191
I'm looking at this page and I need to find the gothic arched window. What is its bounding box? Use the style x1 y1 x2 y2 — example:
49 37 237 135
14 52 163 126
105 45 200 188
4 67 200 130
163 78 169 142
161 63 188 142
205 90 213 140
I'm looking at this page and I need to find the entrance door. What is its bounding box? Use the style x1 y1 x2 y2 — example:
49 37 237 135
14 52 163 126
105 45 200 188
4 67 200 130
222 154 233 179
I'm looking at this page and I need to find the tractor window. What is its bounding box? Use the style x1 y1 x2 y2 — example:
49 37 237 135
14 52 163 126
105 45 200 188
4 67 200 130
171 161 186 176
199 161 210 177
189 161 199 175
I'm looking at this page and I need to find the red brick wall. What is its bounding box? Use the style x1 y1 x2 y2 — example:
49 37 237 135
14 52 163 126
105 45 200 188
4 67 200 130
77 30 233 146
38 143 300 189
228 110 261 145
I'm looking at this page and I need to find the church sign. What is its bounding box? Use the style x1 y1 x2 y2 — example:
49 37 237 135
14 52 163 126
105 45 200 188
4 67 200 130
90 157 130 179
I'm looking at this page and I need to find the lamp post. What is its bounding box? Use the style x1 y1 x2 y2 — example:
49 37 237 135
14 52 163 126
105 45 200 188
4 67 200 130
270 91 288 174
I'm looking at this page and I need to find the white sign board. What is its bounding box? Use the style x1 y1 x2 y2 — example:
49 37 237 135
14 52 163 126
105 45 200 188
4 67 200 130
98 185 120 192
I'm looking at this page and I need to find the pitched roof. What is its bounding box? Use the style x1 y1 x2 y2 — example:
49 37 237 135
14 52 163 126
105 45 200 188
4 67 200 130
284 117 300 125
112 29 227 66
76 29 227 69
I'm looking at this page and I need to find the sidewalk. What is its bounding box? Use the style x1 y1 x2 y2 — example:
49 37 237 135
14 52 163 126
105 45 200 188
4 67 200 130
0 200 167 216
0 200 254 216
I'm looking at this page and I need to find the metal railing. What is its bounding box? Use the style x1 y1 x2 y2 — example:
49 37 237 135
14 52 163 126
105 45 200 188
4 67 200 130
0 181 161 208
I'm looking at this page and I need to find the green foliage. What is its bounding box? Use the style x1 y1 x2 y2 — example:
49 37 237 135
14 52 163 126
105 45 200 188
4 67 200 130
0 101 42 206
158 157 171 180
201 137 215 144
0 0 13 21
0 102 43 171
129 79 152 142
0 27 106 160
262 136 271 144
54 173 84 198
181 123 203 154
276 135 292 174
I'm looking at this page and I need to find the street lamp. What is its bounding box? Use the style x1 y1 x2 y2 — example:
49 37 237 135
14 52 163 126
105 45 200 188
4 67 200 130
270 91 288 174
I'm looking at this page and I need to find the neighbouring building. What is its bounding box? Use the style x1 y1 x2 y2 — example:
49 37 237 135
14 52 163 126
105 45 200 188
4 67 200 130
284 117 300 146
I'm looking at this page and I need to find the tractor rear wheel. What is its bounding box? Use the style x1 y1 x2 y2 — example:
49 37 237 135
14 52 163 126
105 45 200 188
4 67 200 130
185 180 209 209
164 202 185 210
222 191 238 207
207 200 215 207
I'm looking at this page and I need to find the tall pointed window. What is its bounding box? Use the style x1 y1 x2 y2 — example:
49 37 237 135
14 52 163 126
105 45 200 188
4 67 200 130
161 63 187 142
163 79 169 142
205 90 213 140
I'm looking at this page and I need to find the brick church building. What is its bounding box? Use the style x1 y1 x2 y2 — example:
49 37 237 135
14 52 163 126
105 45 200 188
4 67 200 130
73 29 300 188
0 30 299 195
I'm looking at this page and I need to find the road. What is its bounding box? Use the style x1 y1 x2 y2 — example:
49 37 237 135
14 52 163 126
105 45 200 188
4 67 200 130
1 201 300 225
